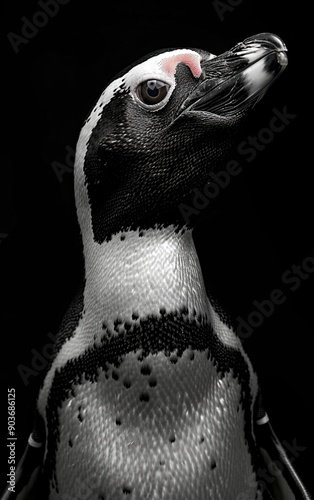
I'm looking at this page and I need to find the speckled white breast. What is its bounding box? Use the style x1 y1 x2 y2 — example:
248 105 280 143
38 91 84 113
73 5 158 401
49 348 260 500
38 228 260 499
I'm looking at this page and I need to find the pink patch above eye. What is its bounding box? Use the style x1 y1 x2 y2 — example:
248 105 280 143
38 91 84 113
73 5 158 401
162 52 202 79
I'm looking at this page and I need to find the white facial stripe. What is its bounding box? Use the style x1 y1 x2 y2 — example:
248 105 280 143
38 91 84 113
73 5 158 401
124 49 204 111
121 49 204 105
83 50 204 123
78 50 204 134
74 49 207 246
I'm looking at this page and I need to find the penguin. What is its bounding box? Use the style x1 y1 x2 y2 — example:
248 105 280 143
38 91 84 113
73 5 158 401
2 33 312 500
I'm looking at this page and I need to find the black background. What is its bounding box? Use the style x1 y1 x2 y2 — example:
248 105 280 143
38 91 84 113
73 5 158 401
1 0 313 495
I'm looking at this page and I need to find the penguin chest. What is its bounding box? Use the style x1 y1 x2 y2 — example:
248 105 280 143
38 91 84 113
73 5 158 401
44 323 260 500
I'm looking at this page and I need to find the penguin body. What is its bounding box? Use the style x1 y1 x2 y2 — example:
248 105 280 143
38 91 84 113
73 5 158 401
38 227 261 500
2 34 312 500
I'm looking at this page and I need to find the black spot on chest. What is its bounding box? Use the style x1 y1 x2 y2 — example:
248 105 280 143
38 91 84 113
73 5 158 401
43 309 257 491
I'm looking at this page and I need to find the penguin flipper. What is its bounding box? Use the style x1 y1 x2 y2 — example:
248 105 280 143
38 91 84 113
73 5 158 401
255 415 312 500
1 414 45 500
4 443 43 500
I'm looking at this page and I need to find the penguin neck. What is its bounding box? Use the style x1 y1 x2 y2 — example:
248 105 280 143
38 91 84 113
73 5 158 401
82 226 211 331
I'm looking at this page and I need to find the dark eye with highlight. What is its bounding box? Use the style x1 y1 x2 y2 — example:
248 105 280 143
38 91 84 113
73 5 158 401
137 80 170 105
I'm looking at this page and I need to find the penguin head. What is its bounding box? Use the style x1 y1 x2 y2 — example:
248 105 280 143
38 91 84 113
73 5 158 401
74 33 287 244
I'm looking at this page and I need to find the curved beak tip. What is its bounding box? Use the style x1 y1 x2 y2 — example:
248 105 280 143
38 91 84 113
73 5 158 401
181 33 288 117
243 32 288 52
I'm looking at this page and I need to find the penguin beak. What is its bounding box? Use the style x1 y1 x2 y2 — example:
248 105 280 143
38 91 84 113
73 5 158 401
182 33 288 117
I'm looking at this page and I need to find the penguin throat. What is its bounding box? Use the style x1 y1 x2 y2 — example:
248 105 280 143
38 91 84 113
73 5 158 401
83 226 211 333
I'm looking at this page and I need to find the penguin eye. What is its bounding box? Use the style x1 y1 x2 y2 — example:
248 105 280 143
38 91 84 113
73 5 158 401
137 80 170 105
